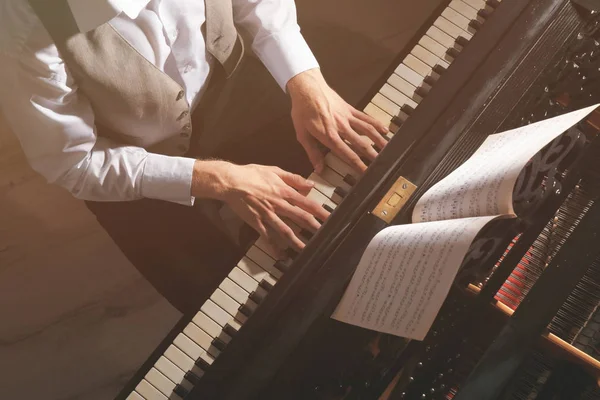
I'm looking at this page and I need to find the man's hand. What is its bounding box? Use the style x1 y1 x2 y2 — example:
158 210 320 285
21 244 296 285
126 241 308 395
192 160 330 254
287 68 390 174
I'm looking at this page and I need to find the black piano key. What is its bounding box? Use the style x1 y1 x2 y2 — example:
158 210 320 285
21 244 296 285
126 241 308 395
195 357 211 371
486 0 500 9
286 248 299 259
456 36 469 48
334 186 348 199
372 143 382 153
343 174 357 186
211 337 227 352
223 323 238 337
274 260 289 273
400 104 415 116
249 290 264 304
423 75 436 86
259 279 274 292
299 229 314 241
323 203 335 213
238 303 254 317
477 9 492 19
432 64 446 76
391 115 405 129
415 86 429 99
174 384 190 398
469 19 483 31
446 47 460 59
360 156 371 167
184 371 202 385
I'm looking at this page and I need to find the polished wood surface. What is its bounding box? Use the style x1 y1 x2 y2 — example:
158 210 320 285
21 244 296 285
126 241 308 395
0 1 443 398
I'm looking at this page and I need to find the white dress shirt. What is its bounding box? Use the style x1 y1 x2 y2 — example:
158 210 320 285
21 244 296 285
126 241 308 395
0 0 319 205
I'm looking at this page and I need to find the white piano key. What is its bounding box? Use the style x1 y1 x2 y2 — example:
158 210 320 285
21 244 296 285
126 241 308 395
380 84 418 111
173 333 215 367
145 368 182 400
308 188 337 212
246 246 282 278
127 392 145 400
201 299 234 327
363 102 393 128
404 54 431 78
411 44 449 69
435 15 472 40
372 93 400 117
184 323 220 356
237 257 276 286
442 8 473 34
325 153 360 180
136 380 168 400
192 311 231 342
229 267 266 297
320 167 352 193
155 356 195 392
220 277 251 304
419 35 449 60
387 73 419 99
253 236 279 260
426 25 455 48
164 345 196 373
308 172 336 199
449 0 479 19
463 0 487 9
210 289 247 323
395 63 425 88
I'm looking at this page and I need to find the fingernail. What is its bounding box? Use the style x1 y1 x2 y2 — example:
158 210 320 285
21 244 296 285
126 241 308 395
307 180 315 186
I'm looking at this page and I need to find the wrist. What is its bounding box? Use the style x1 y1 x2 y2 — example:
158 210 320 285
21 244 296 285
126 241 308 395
286 68 328 102
191 159 237 200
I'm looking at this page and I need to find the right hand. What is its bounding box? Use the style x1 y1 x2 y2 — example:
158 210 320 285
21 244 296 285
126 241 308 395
193 160 330 255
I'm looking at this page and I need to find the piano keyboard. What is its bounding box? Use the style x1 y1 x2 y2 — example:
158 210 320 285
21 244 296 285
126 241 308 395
126 1 503 399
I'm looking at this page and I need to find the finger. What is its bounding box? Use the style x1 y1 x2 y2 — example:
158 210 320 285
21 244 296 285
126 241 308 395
325 132 368 173
341 125 378 161
273 198 321 232
275 168 315 193
293 119 326 173
254 218 286 259
297 133 326 174
350 117 388 150
284 189 330 224
351 107 389 135
263 209 305 251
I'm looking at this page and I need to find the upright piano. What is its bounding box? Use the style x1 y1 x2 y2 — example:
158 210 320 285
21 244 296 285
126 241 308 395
119 0 600 398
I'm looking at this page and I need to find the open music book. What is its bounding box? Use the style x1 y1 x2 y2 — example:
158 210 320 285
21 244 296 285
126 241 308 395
332 104 600 340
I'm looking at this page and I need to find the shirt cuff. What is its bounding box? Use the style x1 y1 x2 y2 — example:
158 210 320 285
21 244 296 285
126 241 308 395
253 28 319 91
141 153 196 206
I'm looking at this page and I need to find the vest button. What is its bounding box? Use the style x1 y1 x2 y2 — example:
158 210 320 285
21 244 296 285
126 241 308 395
177 110 190 121
176 90 185 101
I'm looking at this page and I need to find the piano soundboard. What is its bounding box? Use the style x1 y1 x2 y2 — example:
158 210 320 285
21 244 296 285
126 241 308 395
120 1 503 399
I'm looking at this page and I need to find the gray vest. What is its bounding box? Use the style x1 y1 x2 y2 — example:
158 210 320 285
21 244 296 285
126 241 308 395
27 0 244 156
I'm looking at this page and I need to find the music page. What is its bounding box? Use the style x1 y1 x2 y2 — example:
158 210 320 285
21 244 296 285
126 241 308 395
412 104 599 223
332 215 499 340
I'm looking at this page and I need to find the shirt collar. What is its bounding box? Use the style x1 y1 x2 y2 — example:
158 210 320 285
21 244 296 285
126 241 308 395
66 0 151 33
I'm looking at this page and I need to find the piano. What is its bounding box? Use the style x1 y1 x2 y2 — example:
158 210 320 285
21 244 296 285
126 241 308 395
118 0 600 398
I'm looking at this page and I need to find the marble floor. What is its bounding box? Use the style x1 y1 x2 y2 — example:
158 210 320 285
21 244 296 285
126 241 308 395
0 1 443 399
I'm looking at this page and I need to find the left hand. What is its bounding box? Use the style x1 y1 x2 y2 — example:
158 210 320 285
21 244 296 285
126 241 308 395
287 68 390 174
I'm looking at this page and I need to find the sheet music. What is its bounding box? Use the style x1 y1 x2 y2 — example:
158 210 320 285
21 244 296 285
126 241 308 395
412 104 599 223
332 216 498 340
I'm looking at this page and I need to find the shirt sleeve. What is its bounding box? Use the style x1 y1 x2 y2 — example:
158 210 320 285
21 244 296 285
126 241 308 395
232 0 319 91
0 20 196 206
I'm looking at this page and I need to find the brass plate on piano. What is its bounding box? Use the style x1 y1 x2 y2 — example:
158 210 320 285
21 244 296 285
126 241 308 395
372 176 417 223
